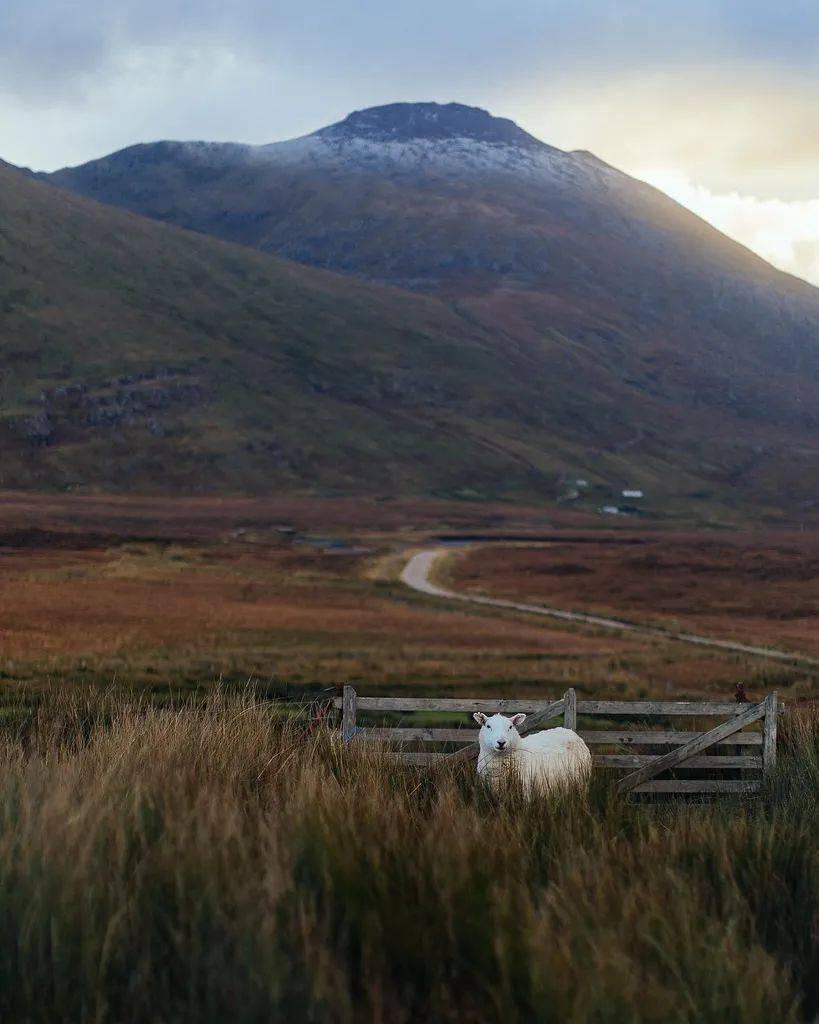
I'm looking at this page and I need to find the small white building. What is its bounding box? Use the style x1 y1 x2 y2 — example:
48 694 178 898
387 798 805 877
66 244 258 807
622 489 644 498
600 505 621 515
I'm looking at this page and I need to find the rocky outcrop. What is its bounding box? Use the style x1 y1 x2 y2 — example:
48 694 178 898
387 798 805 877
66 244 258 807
11 371 210 447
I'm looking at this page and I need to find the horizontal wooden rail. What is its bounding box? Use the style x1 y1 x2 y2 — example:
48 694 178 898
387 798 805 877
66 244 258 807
383 752 761 770
579 730 763 747
632 780 760 794
576 700 750 716
358 727 763 747
594 754 761 770
364 728 475 742
332 696 566 712
334 696 780 716
388 752 443 765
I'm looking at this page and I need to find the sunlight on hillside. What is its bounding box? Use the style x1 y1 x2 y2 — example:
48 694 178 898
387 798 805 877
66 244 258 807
644 168 819 286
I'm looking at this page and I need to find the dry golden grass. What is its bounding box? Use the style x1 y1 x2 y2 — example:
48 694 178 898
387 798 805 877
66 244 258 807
0 688 816 1023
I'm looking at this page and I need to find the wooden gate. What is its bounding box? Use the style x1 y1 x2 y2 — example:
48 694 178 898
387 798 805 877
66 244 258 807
333 687 782 795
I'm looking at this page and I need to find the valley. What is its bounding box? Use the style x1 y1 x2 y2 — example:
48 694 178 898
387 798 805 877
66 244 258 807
1 493 815 702
2 102 817 697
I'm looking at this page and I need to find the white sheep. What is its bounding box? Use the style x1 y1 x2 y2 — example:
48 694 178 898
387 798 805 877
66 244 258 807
473 712 592 794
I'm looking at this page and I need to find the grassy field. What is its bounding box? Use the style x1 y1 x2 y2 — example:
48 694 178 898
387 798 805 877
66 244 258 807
1 495 816 703
447 535 819 657
0 688 815 1023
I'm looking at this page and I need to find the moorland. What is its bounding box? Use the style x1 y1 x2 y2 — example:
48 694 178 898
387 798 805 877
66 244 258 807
2 493 816 704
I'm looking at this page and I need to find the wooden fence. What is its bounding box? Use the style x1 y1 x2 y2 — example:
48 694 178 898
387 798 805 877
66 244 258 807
332 687 782 795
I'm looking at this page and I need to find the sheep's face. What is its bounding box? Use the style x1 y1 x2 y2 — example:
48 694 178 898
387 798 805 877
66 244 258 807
473 712 526 755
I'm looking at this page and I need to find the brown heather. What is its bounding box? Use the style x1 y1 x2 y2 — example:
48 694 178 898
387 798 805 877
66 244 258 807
2 505 816 700
3 159 819 518
0 689 816 1023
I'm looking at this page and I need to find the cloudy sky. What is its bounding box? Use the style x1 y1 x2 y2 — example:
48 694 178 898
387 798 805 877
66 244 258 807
2 0 817 284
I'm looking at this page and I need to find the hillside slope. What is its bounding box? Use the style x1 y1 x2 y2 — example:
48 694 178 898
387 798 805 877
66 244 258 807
45 103 819 447
0 161 572 497
1 160 816 515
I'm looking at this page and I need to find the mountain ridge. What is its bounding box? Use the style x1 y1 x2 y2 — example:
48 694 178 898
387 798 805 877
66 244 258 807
5 157 771 508
43 101 819 298
6 101 819 515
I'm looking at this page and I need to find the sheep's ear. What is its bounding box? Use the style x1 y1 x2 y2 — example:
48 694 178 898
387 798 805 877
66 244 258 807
511 713 527 727
473 712 487 725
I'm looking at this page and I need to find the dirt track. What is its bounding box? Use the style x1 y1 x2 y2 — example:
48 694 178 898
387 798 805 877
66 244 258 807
400 547 819 667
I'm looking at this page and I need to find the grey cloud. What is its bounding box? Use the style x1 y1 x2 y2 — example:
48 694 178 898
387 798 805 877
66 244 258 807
1 0 817 185
2 0 818 102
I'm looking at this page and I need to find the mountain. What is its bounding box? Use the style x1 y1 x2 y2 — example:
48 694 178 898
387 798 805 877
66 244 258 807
44 102 819 438
0 158 761 507
2 159 598 498
3 102 818 514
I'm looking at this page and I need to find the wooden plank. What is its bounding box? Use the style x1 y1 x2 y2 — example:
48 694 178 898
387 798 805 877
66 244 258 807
333 696 569 712
386 752 444 765
440 697 567 767
386 756 762 774
594 754 761 770
564 688 577 731
361 738 761 768
617 700 767 792
632 780 761 794
578 730 763 747
362 728 475 743
333 697 784 715
576 700 745 716
341 685 358 742
357 729 762 747
763 692 778 776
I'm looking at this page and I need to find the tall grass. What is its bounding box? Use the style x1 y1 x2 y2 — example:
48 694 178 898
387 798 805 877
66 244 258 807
0 690 815 1023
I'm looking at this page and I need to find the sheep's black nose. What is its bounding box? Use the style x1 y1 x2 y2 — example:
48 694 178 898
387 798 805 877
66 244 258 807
496 740 506 749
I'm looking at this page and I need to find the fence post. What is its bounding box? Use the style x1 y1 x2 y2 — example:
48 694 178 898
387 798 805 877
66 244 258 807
762 692 778 777
342 685 358 742
564 688 577 731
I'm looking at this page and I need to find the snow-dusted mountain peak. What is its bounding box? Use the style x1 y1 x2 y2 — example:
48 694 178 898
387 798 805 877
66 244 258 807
254 102 603 187
315 102 547 150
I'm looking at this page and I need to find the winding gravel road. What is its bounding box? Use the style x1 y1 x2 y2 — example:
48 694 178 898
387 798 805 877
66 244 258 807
400 547 819 667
